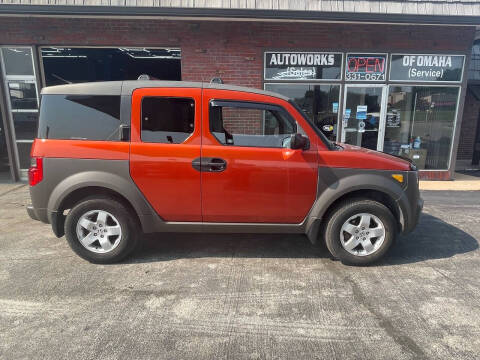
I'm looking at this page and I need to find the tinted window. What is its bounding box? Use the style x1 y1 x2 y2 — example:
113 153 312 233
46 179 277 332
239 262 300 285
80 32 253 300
38 95 121 140
210 102 297 148
141 97 195 144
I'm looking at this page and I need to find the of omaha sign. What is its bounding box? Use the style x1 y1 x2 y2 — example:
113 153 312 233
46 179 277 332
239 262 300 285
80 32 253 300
265 52 342 81
390 54 465 82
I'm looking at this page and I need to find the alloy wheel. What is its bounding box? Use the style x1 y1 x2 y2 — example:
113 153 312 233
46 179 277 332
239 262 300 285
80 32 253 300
75 210 122 254
339 212 386 256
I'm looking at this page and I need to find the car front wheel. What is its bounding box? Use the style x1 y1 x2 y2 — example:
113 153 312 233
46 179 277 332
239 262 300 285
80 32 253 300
323 198 397 266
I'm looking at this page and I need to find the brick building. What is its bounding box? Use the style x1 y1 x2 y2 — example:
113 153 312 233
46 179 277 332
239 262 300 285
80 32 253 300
0 1 479 181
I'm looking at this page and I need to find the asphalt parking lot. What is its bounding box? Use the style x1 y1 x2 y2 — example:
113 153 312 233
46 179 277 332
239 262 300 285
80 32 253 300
0 184 479 359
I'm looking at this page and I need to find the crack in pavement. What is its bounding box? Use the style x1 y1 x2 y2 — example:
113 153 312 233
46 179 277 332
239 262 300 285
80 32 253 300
0 184 26 198
341 271 427 359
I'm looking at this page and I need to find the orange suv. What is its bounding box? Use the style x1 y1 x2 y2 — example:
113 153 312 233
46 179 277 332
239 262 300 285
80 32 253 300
27 81 422 265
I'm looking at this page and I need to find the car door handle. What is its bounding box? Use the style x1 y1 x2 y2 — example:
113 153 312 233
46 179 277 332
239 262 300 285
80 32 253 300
192 157 227 172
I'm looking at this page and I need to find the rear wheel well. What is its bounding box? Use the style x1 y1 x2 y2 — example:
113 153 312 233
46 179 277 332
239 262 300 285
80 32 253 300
54 186 141 237
321 189 402 234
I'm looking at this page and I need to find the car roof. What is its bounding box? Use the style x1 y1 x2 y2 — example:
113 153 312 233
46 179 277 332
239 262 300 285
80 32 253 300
40 80 290 101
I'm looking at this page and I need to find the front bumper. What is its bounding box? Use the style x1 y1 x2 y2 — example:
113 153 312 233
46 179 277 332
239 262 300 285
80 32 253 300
411 197 424 231
398 171 423 234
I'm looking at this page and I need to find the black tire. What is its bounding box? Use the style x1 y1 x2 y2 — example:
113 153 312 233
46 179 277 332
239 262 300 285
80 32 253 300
64 196 139 264
323 198 397 266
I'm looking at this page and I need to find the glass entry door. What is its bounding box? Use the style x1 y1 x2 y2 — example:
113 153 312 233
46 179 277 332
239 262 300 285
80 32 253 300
341 85 387 151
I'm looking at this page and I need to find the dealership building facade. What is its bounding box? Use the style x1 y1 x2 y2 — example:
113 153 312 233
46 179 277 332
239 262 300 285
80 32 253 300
0 1 479 181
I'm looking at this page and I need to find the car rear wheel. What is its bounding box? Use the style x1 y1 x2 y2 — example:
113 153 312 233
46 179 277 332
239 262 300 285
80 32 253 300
323 198 397 266
64 197 139 264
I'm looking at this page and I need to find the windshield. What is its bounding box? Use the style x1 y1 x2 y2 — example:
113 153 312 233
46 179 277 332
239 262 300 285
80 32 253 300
288 100 335 150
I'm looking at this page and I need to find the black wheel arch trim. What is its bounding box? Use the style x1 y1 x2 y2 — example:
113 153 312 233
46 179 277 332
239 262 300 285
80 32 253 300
46 170 159 234
304 168 414 244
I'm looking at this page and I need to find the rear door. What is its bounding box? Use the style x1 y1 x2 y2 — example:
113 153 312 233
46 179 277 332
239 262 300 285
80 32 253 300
200 89 318 223
130 87 202 221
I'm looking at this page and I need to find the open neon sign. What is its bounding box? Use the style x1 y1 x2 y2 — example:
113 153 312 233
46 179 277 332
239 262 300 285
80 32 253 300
345 54 387 81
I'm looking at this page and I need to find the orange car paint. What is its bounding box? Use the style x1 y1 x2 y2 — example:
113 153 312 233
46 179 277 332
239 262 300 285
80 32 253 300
31 139 129 160
318 144 411 171
200 89 319 223
129 87 202 222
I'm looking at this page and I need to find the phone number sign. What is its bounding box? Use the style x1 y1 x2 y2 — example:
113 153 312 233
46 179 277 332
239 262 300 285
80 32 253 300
345 54 387 81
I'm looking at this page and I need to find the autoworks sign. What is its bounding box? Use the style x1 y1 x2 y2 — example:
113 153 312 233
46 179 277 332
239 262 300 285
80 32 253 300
265 52 342 81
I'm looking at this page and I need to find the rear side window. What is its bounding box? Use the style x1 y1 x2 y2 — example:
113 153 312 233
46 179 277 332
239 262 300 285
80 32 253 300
141 97 194 144
38 95 121 140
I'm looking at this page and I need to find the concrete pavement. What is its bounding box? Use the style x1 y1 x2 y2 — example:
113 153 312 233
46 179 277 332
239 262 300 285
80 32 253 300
0 185 479 359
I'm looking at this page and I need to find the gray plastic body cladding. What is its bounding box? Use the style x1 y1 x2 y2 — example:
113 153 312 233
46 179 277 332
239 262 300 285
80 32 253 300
31 158 158 230
400 170 422 233
31 158 420 238
303 167 416 242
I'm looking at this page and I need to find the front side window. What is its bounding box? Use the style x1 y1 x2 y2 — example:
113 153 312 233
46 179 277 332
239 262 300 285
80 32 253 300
209 102 298 148
141 97 194 144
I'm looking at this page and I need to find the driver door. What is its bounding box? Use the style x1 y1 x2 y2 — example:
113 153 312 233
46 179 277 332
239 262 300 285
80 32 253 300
200 89 318 223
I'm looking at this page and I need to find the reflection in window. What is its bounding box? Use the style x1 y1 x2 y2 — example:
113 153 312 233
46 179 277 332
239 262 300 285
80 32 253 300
385 86 460 170
13 113 38 140
1 48 34 76
38 95 121 141
265 84 340 141
210 104 297 148
343 86 383 151
0 46 39 173
469 40 480 81
41 47 181 86
8 81 38 110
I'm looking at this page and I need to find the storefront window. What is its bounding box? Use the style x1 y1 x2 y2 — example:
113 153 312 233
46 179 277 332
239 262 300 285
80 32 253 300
7 81 38 110
265 83 340 141
469 40 480 81
0 46 39 178
385 86 460 170
1 48 34 76
0 112 12 181
40 47 181 86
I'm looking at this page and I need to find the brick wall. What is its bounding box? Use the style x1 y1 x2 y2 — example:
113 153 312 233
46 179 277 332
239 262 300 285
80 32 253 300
0 17 475 179
0 17 474 87
222 108 263 135
457 88 480 161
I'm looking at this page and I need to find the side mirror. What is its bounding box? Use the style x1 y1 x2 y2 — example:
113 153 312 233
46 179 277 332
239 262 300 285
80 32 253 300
290 133 310 150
